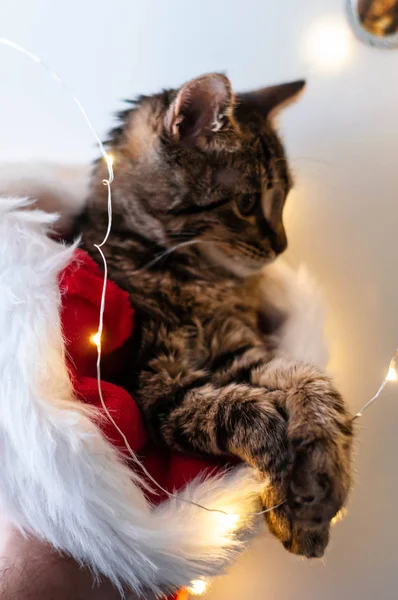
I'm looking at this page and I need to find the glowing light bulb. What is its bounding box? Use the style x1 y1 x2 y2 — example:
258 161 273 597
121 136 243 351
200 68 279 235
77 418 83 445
213 511 241 537
104 153 113 168
386 365 397 382
221 512 240 530
90 332 101 348
302 16 354 72
187 579 209 597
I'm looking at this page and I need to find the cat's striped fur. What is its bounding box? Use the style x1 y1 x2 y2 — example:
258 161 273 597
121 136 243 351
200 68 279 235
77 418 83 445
79 74 354 559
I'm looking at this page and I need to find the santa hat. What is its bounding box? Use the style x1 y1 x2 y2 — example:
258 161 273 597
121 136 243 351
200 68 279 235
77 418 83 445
0 166 327 597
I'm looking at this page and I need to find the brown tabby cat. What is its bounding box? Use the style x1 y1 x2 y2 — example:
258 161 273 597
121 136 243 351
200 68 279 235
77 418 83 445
79 73 354 559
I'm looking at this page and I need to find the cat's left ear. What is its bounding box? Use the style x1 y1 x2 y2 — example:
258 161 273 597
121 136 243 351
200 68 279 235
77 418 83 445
237 80 306 120
165 73 235 146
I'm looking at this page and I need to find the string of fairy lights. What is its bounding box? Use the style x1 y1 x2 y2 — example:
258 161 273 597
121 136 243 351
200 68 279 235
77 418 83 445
1 37 397 598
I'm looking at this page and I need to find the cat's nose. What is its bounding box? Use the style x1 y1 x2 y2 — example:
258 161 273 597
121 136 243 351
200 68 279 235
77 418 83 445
272 231 287 255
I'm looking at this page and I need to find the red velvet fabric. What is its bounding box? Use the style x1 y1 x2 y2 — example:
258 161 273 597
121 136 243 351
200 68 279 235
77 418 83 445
60 248 220 502
60 249 225 595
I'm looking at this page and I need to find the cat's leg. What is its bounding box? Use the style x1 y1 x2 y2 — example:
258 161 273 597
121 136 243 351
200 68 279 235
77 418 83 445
139 370 289 479
137 347 353 557
212 351 353 556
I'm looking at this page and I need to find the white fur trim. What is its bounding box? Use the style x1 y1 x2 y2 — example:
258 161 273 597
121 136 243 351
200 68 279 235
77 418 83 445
259 260 328 369
0 198 262 595
201 245 328 367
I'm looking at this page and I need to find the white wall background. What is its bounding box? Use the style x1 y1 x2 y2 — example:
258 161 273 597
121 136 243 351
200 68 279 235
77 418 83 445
1 0 398 598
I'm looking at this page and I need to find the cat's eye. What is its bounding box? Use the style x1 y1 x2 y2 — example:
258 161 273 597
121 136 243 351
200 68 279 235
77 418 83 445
236 194 258 216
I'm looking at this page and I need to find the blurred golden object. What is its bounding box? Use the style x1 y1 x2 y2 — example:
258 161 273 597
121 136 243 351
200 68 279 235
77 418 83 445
359 0 398 37
346 0 398 47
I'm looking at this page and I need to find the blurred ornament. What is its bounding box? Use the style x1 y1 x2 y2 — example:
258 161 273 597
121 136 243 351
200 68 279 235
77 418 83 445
346 0 398 48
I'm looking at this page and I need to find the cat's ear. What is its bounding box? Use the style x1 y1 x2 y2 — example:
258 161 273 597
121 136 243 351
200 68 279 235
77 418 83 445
165 73 235 146
237 80 306 120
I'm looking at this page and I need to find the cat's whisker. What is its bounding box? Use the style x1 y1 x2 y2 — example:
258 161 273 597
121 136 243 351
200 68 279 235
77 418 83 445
134 238 226 273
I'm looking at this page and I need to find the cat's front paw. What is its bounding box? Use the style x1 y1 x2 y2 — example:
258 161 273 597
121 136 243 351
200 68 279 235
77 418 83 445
284 376 354 530
262 484 330 558
285 433 352 529
262 377 354 557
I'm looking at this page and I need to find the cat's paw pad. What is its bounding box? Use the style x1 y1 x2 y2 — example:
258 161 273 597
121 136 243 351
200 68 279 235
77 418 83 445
286 437 351 528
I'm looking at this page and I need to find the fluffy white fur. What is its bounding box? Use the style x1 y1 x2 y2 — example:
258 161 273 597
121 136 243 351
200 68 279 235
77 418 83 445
258 261 328 368
0 164 327 595
0 197 261 595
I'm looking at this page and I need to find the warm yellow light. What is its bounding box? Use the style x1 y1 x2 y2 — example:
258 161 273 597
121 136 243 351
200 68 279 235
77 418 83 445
187 579 209 596
221 512 240 530
331 507 347 526
90 332 101 348
302 16 354 72
386 365 397 382
212 511 241 538
104 153 113 168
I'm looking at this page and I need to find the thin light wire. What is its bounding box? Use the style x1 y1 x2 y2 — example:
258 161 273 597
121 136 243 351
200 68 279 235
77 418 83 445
4 37 396 521
353 349 398 420
0 38 109 164
95 243 283 517
0 37 280 519
95 234 284 516
354 379 388 420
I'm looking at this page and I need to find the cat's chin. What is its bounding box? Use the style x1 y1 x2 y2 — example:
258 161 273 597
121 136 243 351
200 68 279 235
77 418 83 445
201 243 272 278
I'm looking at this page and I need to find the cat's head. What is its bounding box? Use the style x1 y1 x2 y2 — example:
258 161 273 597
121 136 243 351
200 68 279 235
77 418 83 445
96 73 305 276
